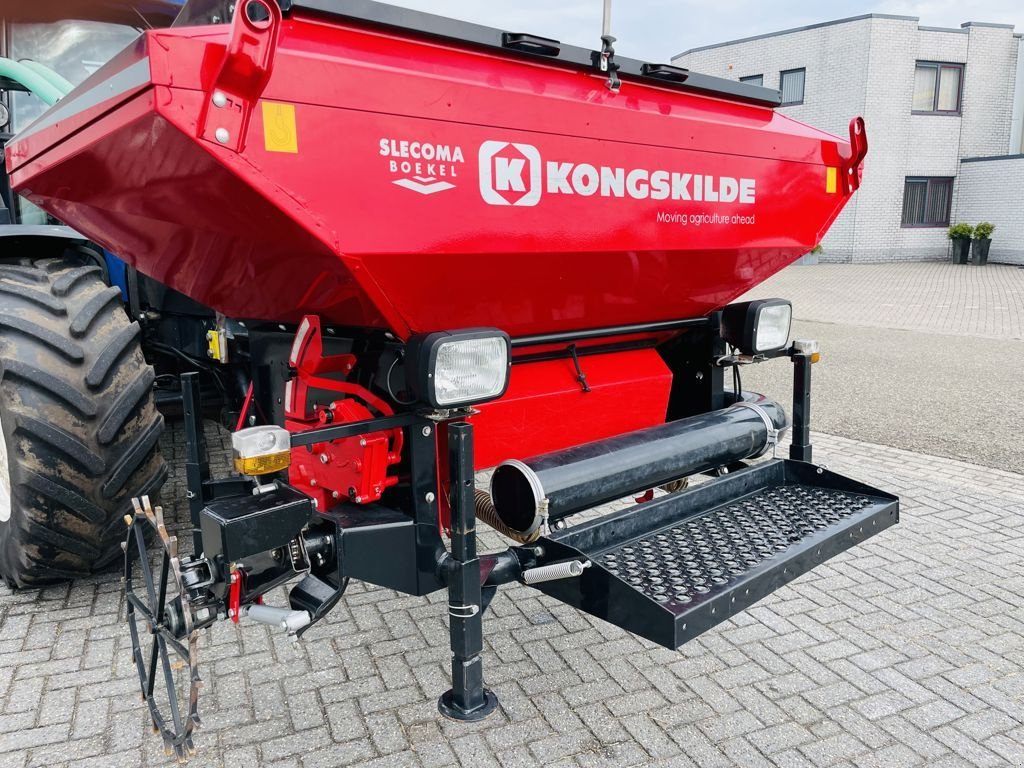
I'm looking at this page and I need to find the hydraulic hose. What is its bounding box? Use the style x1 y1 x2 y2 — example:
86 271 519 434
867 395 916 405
18 60 74 97
0 58 64 105
490 393 788 538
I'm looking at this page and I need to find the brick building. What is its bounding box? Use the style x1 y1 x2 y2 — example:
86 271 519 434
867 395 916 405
674 15 1024 264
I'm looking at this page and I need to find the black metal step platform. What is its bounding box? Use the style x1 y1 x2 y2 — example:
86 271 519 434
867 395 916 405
527 459 898 649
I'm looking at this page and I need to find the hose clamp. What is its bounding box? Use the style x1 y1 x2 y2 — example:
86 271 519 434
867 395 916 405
733 402 780 458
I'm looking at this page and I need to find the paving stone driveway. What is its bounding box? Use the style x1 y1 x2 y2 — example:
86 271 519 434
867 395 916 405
1 420 1022 768
743 262 1024 340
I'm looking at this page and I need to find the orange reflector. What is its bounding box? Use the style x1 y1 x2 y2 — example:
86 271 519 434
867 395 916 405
234 451 291 476
810 352 821 364
825 167 837 194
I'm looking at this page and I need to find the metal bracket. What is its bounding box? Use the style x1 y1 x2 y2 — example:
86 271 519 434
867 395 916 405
198 0 281 152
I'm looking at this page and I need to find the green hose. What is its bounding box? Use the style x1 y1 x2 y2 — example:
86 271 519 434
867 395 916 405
18 60 74 97
0 57 64 105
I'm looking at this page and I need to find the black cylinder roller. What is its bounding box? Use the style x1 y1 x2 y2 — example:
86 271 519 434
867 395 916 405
489 393 788 538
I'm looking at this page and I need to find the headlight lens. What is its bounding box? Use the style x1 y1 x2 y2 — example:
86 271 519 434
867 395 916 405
409 329 512 408
434 336 509 406
754 303 793 352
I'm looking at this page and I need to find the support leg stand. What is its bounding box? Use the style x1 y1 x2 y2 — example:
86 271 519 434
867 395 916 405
437 422 498 721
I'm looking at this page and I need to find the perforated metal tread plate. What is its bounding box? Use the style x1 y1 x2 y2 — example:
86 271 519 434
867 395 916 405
528 459 899 649
596 484 874 612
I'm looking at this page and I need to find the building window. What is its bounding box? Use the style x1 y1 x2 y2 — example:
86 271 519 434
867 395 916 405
912 62 963 114
779 68 805 105
901 177 953 227
740 74 763 86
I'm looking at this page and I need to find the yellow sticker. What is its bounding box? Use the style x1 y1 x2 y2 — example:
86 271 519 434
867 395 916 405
262 101 298 154
825 166 837 194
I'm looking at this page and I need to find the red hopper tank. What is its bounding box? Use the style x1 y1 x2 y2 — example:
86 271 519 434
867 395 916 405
5 0 866 340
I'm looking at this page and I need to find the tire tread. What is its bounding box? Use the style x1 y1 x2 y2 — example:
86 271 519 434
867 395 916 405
0 253 167 586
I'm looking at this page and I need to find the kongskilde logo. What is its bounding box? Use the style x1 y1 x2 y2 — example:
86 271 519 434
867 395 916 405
479 141 542 207
380 138 463 195
478 139 758 207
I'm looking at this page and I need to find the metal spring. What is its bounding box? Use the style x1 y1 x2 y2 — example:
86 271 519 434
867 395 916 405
522 559 591 585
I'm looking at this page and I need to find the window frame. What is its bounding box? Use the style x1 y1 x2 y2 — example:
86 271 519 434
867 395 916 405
739 74 764 86
911 61 964 116
779 67 805 106
901 176 954 228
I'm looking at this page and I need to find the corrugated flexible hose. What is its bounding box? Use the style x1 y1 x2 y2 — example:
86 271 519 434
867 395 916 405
474 489 541 544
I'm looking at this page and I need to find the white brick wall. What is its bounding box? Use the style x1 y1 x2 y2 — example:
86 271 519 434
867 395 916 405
674 15 1021 263
954 156 1024 264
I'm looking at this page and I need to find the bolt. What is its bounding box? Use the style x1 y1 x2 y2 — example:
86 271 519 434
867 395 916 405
212 91 228 108
422 426 432 437
359 438 367 448
215 127 230 144
354 496 362 503
227 608 235 618
332 491 340 499
425 492 436 504
319 453 329 464
310 479 317 487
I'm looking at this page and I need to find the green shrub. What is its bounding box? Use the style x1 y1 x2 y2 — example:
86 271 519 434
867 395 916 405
974 221 995 239
947 223 974 240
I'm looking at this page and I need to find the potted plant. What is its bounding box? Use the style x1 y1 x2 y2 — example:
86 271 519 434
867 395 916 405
972 222 994 265
947 223 973 264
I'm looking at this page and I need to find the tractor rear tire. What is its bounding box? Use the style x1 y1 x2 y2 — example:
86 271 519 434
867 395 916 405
0 256 168 587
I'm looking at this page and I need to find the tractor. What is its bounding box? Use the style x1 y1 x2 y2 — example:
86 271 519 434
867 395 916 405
0 0 253 586
4 0 896 759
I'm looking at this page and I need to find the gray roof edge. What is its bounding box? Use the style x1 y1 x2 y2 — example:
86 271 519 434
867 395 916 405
960 153 1024 163
960 21 1015 30
672 13 918 59
918 25 967 34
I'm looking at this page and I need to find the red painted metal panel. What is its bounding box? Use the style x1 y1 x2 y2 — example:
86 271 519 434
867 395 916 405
470 349 671 470
7 10 865 337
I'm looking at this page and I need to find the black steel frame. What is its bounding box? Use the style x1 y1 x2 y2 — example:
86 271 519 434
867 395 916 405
175 320 825 722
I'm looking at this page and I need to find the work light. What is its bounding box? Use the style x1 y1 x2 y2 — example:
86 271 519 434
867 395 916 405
720 299 793 355
408 329 511 409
